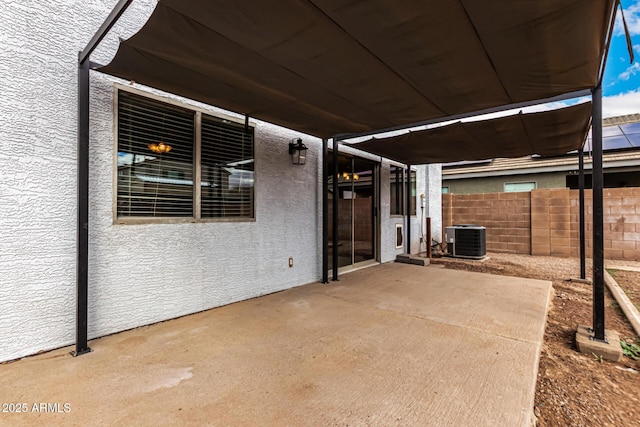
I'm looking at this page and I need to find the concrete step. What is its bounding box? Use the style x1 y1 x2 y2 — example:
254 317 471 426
395 254 430 266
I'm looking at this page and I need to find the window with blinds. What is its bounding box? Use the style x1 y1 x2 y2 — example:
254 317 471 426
117 90 254 221
201 116 254 218
389 166 416 216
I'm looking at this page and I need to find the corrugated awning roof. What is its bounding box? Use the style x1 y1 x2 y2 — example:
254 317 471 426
99 0 615 139
349 102 593 164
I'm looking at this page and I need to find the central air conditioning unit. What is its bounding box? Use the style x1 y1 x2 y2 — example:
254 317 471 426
445 225 486 259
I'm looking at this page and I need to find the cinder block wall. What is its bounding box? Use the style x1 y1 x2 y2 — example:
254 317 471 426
443 188 640 261
595 188 640 261
531 189 572 257
442 192 531 254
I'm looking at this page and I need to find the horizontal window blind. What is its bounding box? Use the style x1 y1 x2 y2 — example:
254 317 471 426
201 116 254 218
117 91 194 217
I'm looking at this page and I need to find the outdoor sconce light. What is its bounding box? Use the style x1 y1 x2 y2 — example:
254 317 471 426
289 138 308 165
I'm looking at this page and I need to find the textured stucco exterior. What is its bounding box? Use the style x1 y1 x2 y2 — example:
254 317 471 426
0 0 441 362
424 164 443 243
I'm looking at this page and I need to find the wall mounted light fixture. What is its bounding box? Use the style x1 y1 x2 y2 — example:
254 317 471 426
289 138 308 165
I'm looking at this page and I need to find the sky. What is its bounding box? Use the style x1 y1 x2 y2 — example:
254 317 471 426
601 0 640 117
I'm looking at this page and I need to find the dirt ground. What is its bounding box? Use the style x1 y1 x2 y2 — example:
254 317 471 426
431 253 640 427
611 269 640 313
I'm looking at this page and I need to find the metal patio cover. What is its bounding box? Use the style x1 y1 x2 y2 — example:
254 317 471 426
100 0 615 139
351 102 593 164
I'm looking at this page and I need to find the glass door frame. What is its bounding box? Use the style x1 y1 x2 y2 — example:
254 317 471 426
328 150 380 273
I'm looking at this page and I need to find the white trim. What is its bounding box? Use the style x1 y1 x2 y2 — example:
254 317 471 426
114 217 256 225
336 259 380 275
395 223 404 249
504 181 537 192
336 142 384 162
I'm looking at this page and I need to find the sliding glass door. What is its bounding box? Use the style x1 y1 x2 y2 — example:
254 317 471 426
328 153 378 270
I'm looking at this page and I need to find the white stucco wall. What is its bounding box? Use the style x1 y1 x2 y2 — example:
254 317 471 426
0 0 441 363
379 162 442 260
0 0 323 362
408 164 442 254
89 78 323 340
0 0 153 363
379 160 400 264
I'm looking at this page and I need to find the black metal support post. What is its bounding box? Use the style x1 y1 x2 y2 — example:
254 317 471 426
578 149 586 280
332 139 339 281
322 138 329 284
591 85 606 341
72 0 136 357
73 57 92 357
406 165 411 255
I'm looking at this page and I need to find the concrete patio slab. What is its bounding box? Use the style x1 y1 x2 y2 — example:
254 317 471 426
0 263 551 426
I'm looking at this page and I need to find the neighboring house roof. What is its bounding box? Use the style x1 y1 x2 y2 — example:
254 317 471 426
443 114 640 179
603 113 640 126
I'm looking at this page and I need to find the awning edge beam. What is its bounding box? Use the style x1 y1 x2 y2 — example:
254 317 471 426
79 0 135 65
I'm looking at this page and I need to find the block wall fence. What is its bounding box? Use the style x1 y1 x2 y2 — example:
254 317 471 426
442 188 640 261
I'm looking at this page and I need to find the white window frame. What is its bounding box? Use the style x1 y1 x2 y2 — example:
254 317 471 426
395 223 404 249
113 84 256 224
503 181 537 192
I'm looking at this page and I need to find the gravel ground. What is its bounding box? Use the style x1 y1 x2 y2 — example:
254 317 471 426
431 252 640 427
609 269 640 314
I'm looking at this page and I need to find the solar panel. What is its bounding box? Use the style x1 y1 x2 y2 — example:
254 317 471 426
626 133 640 147
583 122 640 152
620 122 640 135
602 135 634 150
602 126 623 137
